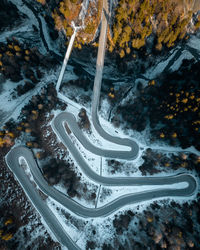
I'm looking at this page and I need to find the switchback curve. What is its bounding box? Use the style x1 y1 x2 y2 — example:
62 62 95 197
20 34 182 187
6 146 197 219
91 0 139 160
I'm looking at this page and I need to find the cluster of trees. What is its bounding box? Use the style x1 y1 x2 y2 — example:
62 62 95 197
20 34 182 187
0 130 15 148
52 0 82 32
156 88 199 140
0 83 64 150
0 38 46 87
108 200 200 249
0 216 15 241
43 158 81 197
19 83 66 145
0 205 18 244
16 84 98 202
139 148 200 176
50 0 102 48
109 0 200 57
117 58 200 151
86 197 200 249
0 0 22 32
37 0 200 54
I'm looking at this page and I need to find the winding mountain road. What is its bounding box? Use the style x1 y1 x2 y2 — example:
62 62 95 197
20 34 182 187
6 147 80 250
7 146 197 219
53 112 136 160
4 0 198 249
91 0 139 159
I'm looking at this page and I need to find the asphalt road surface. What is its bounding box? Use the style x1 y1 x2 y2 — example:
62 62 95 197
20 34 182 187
91 0 139 160
5 147 80 250
6 146 197 219
4 0 198 249
54 112 136 159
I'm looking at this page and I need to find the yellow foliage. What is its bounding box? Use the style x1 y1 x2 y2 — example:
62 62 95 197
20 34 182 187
36 0 46 5
38 104 43 110
147 216 153 223
66 26 73 36
155 43 162 51
132 39 145 49
171 132 177 138
126 47 131 54
181 162 187 168
108 93 115 99
6 51 13 57
52 10 63 31
32 110 38 115
160 133 165 138
164 114 174 119
6 132 15 138
8 44 13 49
181 98 188 104
193 120 200 125
190 95 195 100
1 233 13 241
14 45 21 52
36 152 42 159
0 138 5 147
119 49 125 58
26 142 33 147
5 218 13 226
84 22 96 34
25 128 32 133
25 50 30 55
148 80 156 86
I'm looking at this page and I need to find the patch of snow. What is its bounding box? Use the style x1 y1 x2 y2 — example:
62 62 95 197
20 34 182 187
169 50 194 71
0 70 57 125
46 197 85 244
98 182 188 207
187 35 200 52
0 23 32 43
143 48 178 79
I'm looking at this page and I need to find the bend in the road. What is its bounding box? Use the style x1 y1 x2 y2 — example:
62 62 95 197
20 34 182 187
54 112 134 159
91 0 139 160
5 148 80 250
6 146 197 219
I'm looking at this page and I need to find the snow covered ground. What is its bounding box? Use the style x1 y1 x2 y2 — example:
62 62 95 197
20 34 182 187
187 33 200 51
1 2 200 247
0 70 58 125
